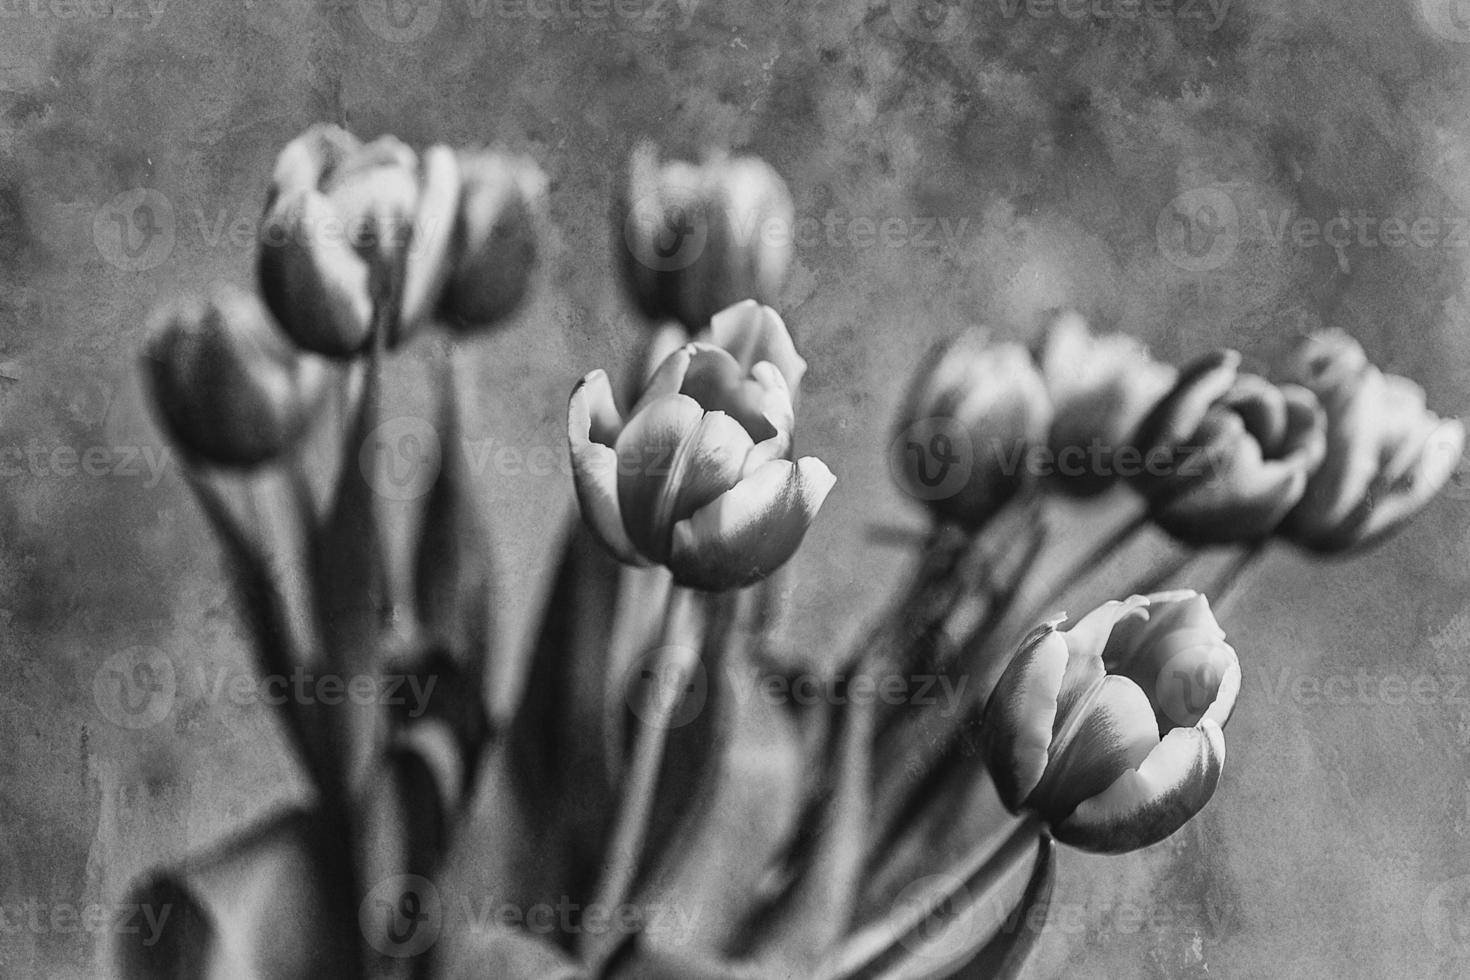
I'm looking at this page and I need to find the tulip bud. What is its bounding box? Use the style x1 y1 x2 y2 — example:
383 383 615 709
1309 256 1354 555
889 329 1053 530
1129 351 1326 544
617 142 794 332
568 327 834 591
438 149 547 332
1032 311 1176 497
258 127 474 355
144 285 329 467
1280 330 1466 553
980 592 1239 853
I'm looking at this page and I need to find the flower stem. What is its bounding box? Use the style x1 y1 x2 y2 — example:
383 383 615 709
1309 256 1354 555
584 584 705 969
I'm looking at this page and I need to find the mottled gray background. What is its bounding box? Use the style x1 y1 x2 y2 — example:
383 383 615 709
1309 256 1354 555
4 0 1470 976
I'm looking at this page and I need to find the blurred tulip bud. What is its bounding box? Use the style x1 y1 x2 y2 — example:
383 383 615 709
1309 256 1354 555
1032 311 1177 497
258 126 465 355
1129 350 1326 544
438 149 547 332
981 592 1239 853
144 285 329 467
889 329 1053 530
617 142 794 332
568 322 834 590
1280 330 1466 553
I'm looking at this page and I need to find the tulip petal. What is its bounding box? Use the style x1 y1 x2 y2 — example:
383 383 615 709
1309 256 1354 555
267 123 360 204
708 300 808 393
666 410 756 531
616 393 707 560
1133 349 1241 457
678 343 786 444
1029 674 1159 819
633 343 697 415
569 374 643 567
1052 720 1225 854
667 456 835 590
399 144 461 339
981 627 1069 812
1347 416 1466 549
258 190 375 356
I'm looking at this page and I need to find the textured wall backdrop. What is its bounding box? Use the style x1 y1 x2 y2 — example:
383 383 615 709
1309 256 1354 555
3 0 1470 976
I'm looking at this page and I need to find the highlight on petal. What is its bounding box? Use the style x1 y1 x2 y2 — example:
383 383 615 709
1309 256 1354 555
632 343 698 415
568 374 642 566
981 626 1069 812
615 393 706 561
267 123 360 205
1052 720 1225 854
1028 675 1160 819
257 190 374 356
398 144 462 339
667 455 835 591
708 300 808 393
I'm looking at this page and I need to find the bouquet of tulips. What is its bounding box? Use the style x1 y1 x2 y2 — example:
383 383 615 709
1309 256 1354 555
117 126 1465 980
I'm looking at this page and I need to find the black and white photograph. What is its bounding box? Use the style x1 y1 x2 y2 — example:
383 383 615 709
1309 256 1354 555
3 0 1470 977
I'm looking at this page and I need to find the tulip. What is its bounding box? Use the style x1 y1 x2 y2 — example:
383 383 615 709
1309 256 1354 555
980 592 1239 853
1280 330 1466 553
1128 350 1326 544
144 285 329 467
438 148 547 331
1032 311 1177 497
258 125 461 355
890 329 1053 530
568 333 835 591
617 142 795 332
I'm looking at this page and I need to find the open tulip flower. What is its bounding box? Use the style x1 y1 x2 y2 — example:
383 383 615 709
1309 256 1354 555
569 324 834 591
1280 329 1466 553
891 328 1053 530
1130 349 1327 545
1033 311 1178 497
981 591 1240 854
